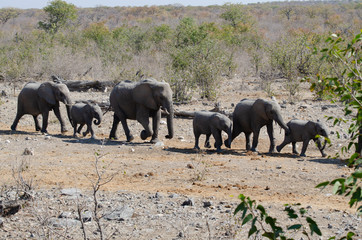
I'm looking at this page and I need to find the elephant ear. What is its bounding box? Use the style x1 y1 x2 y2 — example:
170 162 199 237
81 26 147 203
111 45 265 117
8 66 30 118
38 82 56 105
306 121 317 136
133 81 158 110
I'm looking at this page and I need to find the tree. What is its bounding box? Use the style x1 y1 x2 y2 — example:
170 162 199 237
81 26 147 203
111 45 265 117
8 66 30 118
0 8 20 24
38 0 77 34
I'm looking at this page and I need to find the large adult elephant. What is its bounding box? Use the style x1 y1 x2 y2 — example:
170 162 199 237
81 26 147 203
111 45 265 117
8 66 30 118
109 79 174 143
11 81 72 134
228 98 289 153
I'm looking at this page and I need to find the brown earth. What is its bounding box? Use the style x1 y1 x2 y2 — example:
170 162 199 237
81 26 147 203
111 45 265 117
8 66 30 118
0 77 360 239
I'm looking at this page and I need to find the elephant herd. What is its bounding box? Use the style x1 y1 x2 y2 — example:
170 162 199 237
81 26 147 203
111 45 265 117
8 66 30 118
10 78 329 157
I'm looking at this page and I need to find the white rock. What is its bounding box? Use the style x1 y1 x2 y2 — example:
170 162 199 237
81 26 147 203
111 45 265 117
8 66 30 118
5 140 10 143
160 120 167 125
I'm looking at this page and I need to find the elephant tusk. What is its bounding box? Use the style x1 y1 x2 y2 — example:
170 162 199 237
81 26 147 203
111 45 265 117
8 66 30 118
162 107 170 115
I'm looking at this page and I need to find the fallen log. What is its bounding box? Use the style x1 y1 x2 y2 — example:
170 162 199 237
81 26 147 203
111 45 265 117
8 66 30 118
52 75 115 92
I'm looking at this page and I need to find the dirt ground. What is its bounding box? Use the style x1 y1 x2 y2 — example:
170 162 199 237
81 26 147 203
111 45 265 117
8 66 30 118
0 77 360 239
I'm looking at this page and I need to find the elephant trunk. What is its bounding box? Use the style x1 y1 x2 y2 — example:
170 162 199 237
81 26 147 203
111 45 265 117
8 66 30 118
66 104 73 127
93 114 102 125
274 112 289 133
320 138 328 151
164 101 174 139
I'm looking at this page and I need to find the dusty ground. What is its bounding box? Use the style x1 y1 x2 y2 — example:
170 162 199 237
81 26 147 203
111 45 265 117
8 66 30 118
0 78 360 239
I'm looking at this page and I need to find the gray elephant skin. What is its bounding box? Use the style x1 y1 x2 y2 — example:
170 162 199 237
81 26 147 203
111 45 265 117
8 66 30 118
193 111 232 152
229 98 289 153
109 79 174 143
70 101 102 139
276 119 329 157
11 82 72 134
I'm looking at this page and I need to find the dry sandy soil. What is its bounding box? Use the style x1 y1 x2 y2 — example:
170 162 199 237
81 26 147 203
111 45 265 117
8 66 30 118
0 77 360 239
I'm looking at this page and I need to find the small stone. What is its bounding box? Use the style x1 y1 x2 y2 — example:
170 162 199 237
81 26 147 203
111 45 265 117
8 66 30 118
49 218 80 228
130 148 135 152
328 224 333 229
169 193 179 198
154 141 164 147
58 212 72 219
1 90 6 97
25 137 32 140
61 188 81 197
23 148 34 156
203 201 212 208
154 192 162 199
44 136 51 140
81 211 92 222
181 198 194 206
178 136 184 140
5 140 10 143
187 163 194 169
0 218 3 228
104 205 134 221
160 120 167 125
178 232 184 237
276 165 282 169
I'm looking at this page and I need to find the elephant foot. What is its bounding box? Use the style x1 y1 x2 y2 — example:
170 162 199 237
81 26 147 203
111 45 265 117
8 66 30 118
293 150 299 155
140 130 151 140
126 135 134 142
10 125 16 131
268 149 276 154
216 148 222 153
204 142 211 148
276 145 281 153
193 146 200 151
82 132 88 137
41 130 48 134
250 147 258 152
224 140 231 148
321 153 327 158
300 153 306 157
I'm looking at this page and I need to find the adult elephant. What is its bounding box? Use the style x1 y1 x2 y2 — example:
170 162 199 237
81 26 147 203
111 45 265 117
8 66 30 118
11 81 73 134
228 98 289 153
109 79 174 143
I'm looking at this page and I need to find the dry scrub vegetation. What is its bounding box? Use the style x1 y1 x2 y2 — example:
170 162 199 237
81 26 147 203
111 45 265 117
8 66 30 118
0 1 361 239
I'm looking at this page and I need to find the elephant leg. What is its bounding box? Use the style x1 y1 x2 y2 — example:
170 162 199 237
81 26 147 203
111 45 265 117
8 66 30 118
41 111 49 134
73 123 78 137
137 108 152 141
150 110 161 143
204 133 212 148
230 123 242 144
193 131 201 150
300 139 310 157
211 128 222 153
33 115 41 131
251 128 261 152
86 122 95 139
77 124 84 134
266 122 275 153
292 142 299 155
276 138 290 153
11 112 24 131
314 138 327 157
53 107 67 133
109 114 119 139
245 132 252 151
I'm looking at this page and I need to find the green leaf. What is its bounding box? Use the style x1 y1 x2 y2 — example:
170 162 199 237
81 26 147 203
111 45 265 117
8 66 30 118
352 170 362 178
316 181 330 189
306 217 322 236
287 224 302 230
333 181 342 194
248 217 258 237
257 204 266 215
346 232 355 240
242 213 253 226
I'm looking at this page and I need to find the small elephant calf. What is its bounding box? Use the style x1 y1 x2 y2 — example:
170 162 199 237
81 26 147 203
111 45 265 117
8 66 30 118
70 101 102 139
193 111 232 152
276 119 329 157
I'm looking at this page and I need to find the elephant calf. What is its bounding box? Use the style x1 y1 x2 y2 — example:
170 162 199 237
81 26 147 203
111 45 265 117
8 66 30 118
193 111 232 153
70 101 102 139
276 119 329 157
